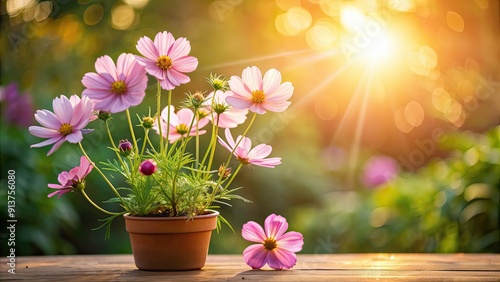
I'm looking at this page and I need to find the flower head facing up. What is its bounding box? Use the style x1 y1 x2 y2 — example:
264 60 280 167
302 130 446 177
48 156 93 198
218 128 281 168
242 214 304 270
203 90 248 128
226 66 294 114
154 105 209 143
136 31 198 90
82 53 148 113
139 159 157 176
29 95 94 156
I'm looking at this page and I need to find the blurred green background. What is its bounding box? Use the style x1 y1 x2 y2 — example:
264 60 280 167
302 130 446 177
1 0 499 255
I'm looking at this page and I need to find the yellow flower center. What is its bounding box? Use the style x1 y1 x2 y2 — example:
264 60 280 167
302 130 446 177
237 156 250 164
59 123 73 136
157 55 172 70
263 238 277 250
111 81 127 94
251 90 265 104
176 124 189 135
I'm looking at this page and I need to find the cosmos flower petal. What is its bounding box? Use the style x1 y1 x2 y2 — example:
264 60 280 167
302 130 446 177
226 96 253 110
228 76 252 98
243 244 268 269
47 138 66 156
29 126 60 138
276 231 304 253
53 96 74 124
262 101 291 113
266 82 294 102
249 157 281 168
95 55 118 81
168 37 191 60
267 248 297 270
172 56 198 72
242 221 267 242
154 31 175 56
65 131 83 143
34 110 61 129
262 69 282 94
248 144 272 159
30 136 62 148
242 66 263 91
265 214 289 239
136 36 159 61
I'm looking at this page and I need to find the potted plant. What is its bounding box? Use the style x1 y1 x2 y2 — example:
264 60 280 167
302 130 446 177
28 31 294 270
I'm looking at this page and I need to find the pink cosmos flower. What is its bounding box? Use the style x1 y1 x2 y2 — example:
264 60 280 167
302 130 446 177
226 66 294 115
218 128 281 168
29 95 94 156
82 53 148 113
0 82 34 127
48 156 93 198
203 90 248 128
136 31 198 90
242 214 304 270
154 106 209 143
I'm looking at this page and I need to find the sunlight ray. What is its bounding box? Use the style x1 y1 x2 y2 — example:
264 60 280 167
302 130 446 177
202 48 324 70
346 69 373 187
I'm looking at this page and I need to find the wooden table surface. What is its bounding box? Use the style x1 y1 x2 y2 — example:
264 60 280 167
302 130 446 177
2 254 499 281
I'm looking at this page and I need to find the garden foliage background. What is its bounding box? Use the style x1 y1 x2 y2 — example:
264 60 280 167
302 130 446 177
1 0 499 255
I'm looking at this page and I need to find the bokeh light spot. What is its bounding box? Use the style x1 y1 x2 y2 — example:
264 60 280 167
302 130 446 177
287 6 312 31
340 5 366 31
319 0 342 17
306 19 337 48
6 0 35 17
404 100 424 127
314 95 338 120
111 4 136 30
432 87 452 113
387 0 415 12
84 4 104 26
123 0 150 9
370 207 390 228
275 0 301 11
394 106 414 133
34 1 52 22
446 11 465 32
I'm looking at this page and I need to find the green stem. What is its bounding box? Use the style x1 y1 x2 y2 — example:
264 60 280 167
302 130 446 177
195 123 199 170
206 115 220 173
126 109 139 155
140 128 150 156
163 90 172 155
156 81 163 154
81 190 119 216
79 143 125 205
223 163 243 190
105 120 128 174
170 112 197 216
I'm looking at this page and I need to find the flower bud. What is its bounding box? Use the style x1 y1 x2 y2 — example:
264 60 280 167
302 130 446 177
218 164 232 180
98 110 111 121
183 91 206 109
139 159 157 176
142 116 155 129
118 139 132 156
207 73 229 91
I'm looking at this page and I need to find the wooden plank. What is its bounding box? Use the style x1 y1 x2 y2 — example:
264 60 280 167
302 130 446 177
1 254 499 281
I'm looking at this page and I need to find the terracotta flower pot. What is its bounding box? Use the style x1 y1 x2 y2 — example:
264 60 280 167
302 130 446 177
123 211 219 271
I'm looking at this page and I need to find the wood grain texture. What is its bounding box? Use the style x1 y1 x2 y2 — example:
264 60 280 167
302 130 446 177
2 254 499 281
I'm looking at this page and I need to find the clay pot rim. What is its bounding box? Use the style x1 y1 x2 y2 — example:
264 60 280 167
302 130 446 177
123 210 219 221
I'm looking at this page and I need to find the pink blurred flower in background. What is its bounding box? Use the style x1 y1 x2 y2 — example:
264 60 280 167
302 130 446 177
82 53 148 113
242 214 303 270
48 156 93 198
203 90 248 128
0 83 34 127
361 155 399 188
29 95 94 156
154 105 209 143
226 66 293 114
136 31 198 90
218 128 281 168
